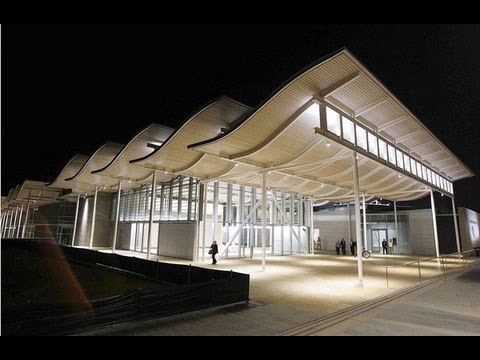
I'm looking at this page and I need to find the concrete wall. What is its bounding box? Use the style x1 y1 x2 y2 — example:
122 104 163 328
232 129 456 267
459 207 480 251
407 209 436 256
74 193 113 248
158 222 197 261
117 223 132 250
314 208 440 256
313 208 355 251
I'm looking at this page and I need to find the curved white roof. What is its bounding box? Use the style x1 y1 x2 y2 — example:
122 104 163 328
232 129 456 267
187 49 472 202
48 154 90 190
132 97 252 178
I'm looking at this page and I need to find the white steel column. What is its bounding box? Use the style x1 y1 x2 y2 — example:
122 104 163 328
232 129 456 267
451 197 461 254
147 171 157 260
202 182 208 262
362 194 367 250
1 212 6 236
22 204 30 238
262 173 267 271
353 153 364 286
71 194 81 246
430 189 440 258
16 204 24 238
194 181 201 262
347 204 351 244
89 187 100 249
112 180 124 254
394 201 399 255
310 199 315 255
22 190 32 238
11 207 19 238
8 210 14 238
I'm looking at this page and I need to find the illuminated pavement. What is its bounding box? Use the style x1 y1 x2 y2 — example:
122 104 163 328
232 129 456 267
79 251 478 336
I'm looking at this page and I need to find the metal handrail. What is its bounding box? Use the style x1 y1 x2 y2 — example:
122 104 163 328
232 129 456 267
385 250 477 289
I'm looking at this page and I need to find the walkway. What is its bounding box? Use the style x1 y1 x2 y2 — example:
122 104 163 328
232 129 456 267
78 251 478 336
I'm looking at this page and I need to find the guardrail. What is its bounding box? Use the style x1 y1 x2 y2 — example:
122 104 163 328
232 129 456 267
385 250 478 289
2 239 250 336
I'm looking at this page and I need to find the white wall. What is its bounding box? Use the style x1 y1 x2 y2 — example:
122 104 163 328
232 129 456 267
313 208 355 251
158 222 197 261
459 207 480 251
314 208 437 256
407 210 436 256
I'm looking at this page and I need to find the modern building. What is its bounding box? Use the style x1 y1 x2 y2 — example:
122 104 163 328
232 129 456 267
2 49 476 282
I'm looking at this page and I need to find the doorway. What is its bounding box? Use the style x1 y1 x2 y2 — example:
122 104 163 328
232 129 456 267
371 229 388 254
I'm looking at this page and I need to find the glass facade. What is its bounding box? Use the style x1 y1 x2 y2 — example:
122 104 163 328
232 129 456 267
111 177 313 259
199 182 312 259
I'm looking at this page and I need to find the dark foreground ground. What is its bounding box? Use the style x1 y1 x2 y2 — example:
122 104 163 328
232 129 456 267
2 245 171 308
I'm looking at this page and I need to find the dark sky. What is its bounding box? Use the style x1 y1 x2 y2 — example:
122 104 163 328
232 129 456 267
3 24 480 211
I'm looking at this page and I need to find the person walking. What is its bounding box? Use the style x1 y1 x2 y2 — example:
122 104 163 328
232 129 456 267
382 239 388 255
210 241 219 265
335 240 341 256
341 238 347 256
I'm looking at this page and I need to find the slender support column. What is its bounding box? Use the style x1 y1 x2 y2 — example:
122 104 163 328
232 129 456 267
194 181 201 262
147 171 157 260
347 204 352 244
362 194 367 251
394 201 399 255
202 182 208 262
112 180 124 254
430 189 440 258
22 204 30 239
11 207 19 238
1 212 6 235
16 204 24 238
89 187 100 249
262 173 267 271
451 197 461 254
8 210 14 238
310 199 315 255
353 153 364 286
71 194 81 247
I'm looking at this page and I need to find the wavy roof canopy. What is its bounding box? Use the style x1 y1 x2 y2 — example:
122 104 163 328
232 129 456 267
3 180 61 208
187 49 473 202
132 97 252 179
48 155 90 190
94 124 174 188
66 142 124 193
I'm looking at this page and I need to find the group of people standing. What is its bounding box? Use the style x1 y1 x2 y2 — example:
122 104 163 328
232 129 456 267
382 239 395 255
335 238 357 256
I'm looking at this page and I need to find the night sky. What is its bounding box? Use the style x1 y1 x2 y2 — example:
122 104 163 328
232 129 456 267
3 25 480 211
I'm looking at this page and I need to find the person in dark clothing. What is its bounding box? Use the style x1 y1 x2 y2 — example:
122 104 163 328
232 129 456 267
210 241 219 265
341 238 347 256
382 239 388 255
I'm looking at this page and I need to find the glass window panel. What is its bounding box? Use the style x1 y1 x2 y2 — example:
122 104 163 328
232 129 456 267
368 133 378 156
356 125 367 150
326 107 341 137
427 169 432 184
422 165 427 181
378 139 387 161
388 145 396 164
411 159 417 176
396 150 404 169
417 162 422 178
404 155 411 173
342 117 355 144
